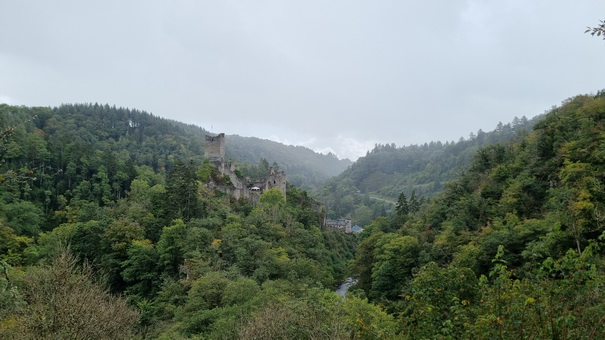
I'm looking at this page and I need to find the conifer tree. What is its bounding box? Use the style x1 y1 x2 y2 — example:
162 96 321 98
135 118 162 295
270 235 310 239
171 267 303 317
396 192 409 216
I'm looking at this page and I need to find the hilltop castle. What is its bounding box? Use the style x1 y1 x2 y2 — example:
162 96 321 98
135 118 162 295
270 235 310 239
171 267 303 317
204 133 286 203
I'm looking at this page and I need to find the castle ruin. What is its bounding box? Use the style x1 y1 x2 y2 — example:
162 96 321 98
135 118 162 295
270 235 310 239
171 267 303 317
324 218 352 233
204 133 286 203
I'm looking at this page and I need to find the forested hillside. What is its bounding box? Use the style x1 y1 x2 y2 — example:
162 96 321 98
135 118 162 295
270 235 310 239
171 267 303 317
3 91 605 338
0 104 389 339
349 91 605 338
227 135 352 189
0 103 348 194
317 114 542 224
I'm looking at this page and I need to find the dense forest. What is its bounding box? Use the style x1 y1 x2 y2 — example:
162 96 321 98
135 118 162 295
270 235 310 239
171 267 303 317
2 90 605 338
0 103 348 195
316 114 543 225
0 103 371 338
348 91 605 338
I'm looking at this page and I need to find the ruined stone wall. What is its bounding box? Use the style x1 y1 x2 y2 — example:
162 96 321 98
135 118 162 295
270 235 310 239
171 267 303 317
252 166 286 198
325 219 352 233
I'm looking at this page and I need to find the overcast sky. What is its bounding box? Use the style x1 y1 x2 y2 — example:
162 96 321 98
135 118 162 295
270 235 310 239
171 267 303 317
1 1 604 160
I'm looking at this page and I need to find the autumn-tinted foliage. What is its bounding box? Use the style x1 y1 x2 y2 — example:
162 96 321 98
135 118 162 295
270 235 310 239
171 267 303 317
1 251 139 340
350 91 605 338
3 91 605 338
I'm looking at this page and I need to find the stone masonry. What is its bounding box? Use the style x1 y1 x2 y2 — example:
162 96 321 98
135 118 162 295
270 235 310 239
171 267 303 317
204 133 286 203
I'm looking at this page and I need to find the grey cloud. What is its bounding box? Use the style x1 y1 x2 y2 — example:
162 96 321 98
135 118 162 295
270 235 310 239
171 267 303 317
1 1 604 159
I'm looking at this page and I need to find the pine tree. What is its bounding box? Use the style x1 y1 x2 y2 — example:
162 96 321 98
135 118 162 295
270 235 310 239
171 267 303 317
396 192 409 216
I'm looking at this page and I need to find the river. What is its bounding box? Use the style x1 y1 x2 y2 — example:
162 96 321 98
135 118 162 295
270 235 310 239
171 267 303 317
335 277 357 297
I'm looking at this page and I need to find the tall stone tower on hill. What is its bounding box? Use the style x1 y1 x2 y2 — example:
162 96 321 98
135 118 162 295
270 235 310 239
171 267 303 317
204 133 225 164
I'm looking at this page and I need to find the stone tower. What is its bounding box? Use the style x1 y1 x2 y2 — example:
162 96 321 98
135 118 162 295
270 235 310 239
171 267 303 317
204 133 225 164
265 166 287 198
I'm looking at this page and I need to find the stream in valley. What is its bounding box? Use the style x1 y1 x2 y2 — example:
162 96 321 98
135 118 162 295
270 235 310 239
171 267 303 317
335 277 357 297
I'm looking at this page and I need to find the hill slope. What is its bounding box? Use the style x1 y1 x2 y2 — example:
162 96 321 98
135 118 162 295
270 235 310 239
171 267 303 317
349 90 605 338
226 134 352 189
1 105 373 339
0 103 350 191
316 114 542 223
